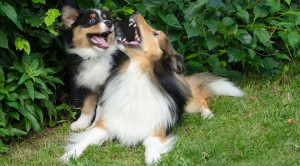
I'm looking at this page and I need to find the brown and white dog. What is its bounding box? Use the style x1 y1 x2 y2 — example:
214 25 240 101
60 12 243 164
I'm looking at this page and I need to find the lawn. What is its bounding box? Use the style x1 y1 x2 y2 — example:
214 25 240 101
0 75 299 166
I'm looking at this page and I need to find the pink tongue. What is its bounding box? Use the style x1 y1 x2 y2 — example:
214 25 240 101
91 36 109 48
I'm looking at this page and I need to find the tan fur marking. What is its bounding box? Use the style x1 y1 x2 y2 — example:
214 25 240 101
184 76 212 113
107 32 115 45
93 118 106 129
81 93 98 115
90 13 96 18
153 126 167 143
103 14 107 18
72 23 106 48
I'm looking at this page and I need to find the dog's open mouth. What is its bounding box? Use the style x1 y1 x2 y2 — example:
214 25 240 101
117 18 141 47
87 32 110 49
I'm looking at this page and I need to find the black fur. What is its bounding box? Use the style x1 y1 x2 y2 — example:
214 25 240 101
153 54 187 133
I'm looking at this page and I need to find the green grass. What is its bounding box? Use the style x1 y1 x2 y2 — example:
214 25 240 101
1 75 299 166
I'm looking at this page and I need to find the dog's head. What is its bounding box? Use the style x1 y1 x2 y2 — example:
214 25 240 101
61 6 116 59
116 12 185 75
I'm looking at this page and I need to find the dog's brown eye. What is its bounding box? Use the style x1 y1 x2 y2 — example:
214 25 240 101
89 18 96 24
153 32 159 38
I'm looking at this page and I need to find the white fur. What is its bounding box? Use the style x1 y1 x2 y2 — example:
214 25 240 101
60 128 109 163
70 112 95 131
100 61 176 146
143 137 176 165
200 107 214 119
71 43 117 91
207 79 244 97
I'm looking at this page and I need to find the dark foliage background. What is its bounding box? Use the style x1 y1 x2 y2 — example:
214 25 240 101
0 0 299 152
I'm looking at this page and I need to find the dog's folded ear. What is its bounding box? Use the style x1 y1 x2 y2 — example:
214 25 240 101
61 6 79 27
159 38 186 75
174 54 186 75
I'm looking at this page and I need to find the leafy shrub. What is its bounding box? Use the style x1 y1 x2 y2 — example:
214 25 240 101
79 0 299 77
0 0 67 152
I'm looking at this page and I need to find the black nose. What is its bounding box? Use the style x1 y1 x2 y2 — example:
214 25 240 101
104 20 112 28
133 11 139 15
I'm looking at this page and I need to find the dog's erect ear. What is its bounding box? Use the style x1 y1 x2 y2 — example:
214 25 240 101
61 6 79 27
159 38 186 75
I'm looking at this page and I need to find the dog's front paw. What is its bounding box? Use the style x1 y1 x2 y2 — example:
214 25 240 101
70 120 90 131
59 153 71 164
145 150 161 165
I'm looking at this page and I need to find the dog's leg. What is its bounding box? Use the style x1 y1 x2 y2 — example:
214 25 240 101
70 93 97 131
185 98 214 119
143 136 176 165
86 104 103 130
60 125 109 163
143 127 176 165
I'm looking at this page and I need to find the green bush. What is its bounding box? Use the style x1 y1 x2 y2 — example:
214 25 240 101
0 0 69 152
91 0 299 77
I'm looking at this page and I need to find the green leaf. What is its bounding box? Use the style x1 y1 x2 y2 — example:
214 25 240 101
31 0 45 4
0 67 4 84
183 23 201 37
25 15 43 27
266 0 281 13
0 2 23 30
236 6 249 24
10 111 20 120
44 16 55 26
236 29 252 45
206 0 223 9
222 17 234 26
185 61 203 67
15 37 23 51
248 49 256 59
30 59 39 70
46 76 64 85
206 33 223 50
46 26 58 36
253 4 270 20
185 53 199 60
287 30 300 47
7 101 19 110
77 0 95 9
276 54 291 60
24 80 34 100
226 49 246 62
23 40 31 55
34 91 47 99
160 15 181 28
19 106 41 132
262 57 279 71
284 0 291 5
253 28 271 46
44 9 60 26
18 74 30 84
205 19 218 35
0 29 8 49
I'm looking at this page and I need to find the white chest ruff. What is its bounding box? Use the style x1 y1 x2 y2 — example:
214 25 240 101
101 62 175 146
75 57 112 91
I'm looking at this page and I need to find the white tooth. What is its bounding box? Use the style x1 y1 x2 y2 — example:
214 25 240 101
123 38 126 41
134 24 136 27
129 18 134 23
129 22 133 26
